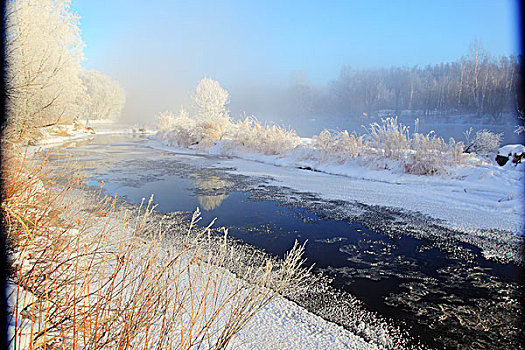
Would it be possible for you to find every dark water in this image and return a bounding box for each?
[50,135,523,349]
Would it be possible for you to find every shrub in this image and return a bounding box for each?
[465,129,503,156]
[367,117,466,174]
[228,117,300,155]
[405,133,465,175]
[156,109,200,147]
[367,117,411,160]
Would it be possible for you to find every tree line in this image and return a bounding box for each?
[287,43,521,122]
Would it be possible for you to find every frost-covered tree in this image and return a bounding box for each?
[4,0,85,141]
[191,78,232,143]
[79,70,125,121]
[193,78,230,120]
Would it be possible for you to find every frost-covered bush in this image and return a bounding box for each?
[156,111,176,138]
[313,129,365,163]
[156,109,199,147]
[367,117,466,174]
[405,133,465,175]
[465,129,503,156]
[228,117,300,155]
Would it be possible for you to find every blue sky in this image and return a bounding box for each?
[69,0,520,120]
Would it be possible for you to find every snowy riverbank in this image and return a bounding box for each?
[20,122,396,349]
[146,135,524,257]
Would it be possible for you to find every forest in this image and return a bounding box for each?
[283,44,522,123]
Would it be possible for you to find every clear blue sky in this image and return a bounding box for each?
[69,0,521,120]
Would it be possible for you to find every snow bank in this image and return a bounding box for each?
[32,120,155,147]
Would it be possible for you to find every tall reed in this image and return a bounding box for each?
[3,149,309,349]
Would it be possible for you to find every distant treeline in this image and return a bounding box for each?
[286,45,522,122]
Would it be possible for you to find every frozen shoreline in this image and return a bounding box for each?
[38,123,523,257]
[32,123,523,349]
[31,123,392,349]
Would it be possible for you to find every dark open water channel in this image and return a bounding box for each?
[49,135,524,349]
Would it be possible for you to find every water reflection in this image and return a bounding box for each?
[194,176,232,211]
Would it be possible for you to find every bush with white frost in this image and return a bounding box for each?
[228,117,300,155]
[404,133,465,175]
[464,129,502,156]
[157,109,200,147]
[364,117,466,174]
[367,117,411,160]
[313,129,365,163]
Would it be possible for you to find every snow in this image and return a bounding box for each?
[231,297,377,350]
[498,144,525,157]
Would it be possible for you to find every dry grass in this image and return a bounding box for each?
[366,117,467,175]
[313,129,366,163]
[228,117,300,156]
[3,149,310,349]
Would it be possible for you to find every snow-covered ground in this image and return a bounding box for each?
[231,296,378,350]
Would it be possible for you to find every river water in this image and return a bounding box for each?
[49,134,523,349]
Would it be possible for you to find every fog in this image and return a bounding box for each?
[114,66,523,145]
[72,1,521,144]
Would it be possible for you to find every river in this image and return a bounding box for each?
[48,134,523,349]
